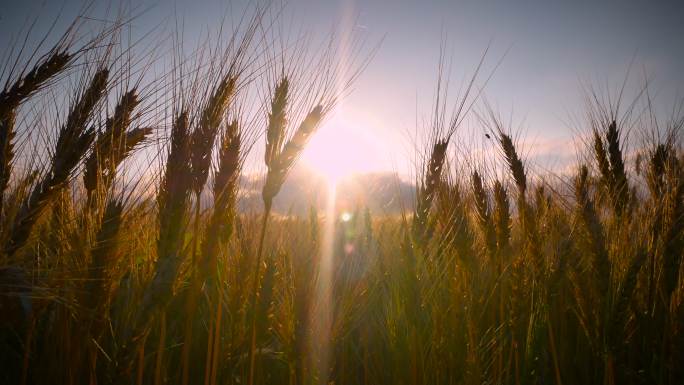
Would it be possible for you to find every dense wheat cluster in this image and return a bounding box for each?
[1,10,683,385]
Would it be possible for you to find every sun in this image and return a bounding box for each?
[300,113,387,186]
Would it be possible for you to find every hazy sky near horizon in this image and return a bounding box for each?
[2,0,684,177]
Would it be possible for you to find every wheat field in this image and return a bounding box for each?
[0,8,683,385]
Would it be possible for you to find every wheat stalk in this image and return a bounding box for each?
[492,179,510,379]
[249,88,325,384]
[646,143,669,200]
[413,138,448,244]
[200,119,241,276]
[593,129,612,186]
[498,133,526,197]
[493,180,511,257]
[191,76,236,194]
[605,120,629,214]
[5,68,107,257]
[264,77,288,169]
[262,105,323,206]
[660,153,684,300]
[608,250,645,351]
[574,165,610,297]
[472,171,496,260]
[83,90,145,203]
[593,121,630,216]
[0,52,72,212]
[436,178,474,267]
[116,111,192,380]
[84,198,124,328]
[181,75,236,385]
[497,131,544,279]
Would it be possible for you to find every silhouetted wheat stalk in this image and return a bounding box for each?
[83,89,149,206]
[0,51,72,218]
[574,165,610,296]
[472,171,495,260]
[181,74,236,385]
[264,78,288,169]
[248,75,325,384]
[199,121,242,384]
[5,68,107,257]
[646,143,669,200]
[660,153,684,301]
[191,76,236,194]
[116,111,192,380]
[261,105,323,207]
[492,179,510,382]
[605,121,629,215]
[493,180,511,259]
[593,121,630,216]
[200,119,241,278]
[497,131,543,279]
[413,138,448,245]
[84,198,124,338]
[436,176,474,267]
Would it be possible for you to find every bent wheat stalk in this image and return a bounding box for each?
[0,51,72,216]
[5,68,107,257]
[248,83,324,383]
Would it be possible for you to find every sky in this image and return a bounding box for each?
[2,0,684,180]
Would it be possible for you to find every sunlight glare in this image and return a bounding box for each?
[301,113,388,187]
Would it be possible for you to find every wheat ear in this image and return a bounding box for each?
[0,51,71,211]
[472,171,496,260]
[83,90,143,201]
[249,99,324,385]
[413,138,448,244]
[191,76,236,194]
[5,68,107,257]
